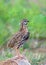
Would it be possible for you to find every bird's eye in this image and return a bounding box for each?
[24,22,27,25]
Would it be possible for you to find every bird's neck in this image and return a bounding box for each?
[20,24,28,33]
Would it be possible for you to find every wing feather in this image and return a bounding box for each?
[7,32,22,48]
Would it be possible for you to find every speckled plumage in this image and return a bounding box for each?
[7,19,30,49]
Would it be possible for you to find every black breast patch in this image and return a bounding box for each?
[23,32,30,40]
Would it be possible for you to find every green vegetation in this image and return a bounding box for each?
[0,0,46,46]
[0,0,46,65]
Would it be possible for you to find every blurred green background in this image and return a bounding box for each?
[0,0,46,65]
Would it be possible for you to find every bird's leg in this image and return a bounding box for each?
[13,46,19,56]
[13,46,22,58]
[16,48,20,56]
[14,47,21,57]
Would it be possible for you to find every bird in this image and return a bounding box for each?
[7,19,30,57]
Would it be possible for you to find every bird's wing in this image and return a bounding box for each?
[7,32,22,48]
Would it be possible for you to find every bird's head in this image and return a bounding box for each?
[20,19,29,31]
[22,19,29,25]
